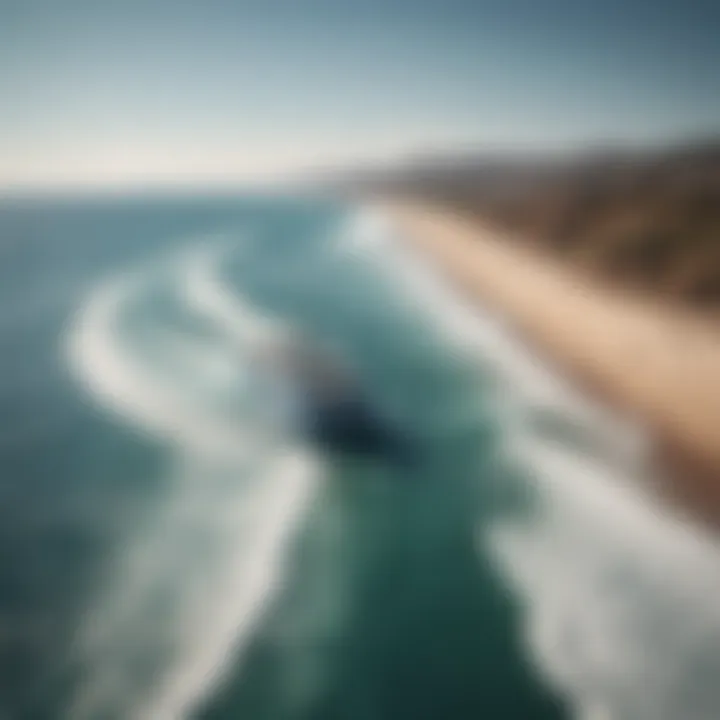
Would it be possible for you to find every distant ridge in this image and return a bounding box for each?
[333,138,720,308]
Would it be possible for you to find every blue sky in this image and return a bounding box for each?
[1,0,719,187]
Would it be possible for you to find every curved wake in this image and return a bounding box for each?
[65,239,322,720]
[61,205,720,720]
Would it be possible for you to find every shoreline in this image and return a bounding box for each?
[381,200,720,527]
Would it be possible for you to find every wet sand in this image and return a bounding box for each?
[383,201,720,524]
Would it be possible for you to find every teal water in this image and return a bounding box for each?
[2,195,720,720]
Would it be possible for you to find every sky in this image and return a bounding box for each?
[1,0,719,188]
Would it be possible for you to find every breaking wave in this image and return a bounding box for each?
[62,204,720,720]
[65,238,322,720]
[361,207,720,720]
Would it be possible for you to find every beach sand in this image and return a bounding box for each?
[384,201,720,525]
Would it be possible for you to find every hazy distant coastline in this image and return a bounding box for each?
[333,138,720,310]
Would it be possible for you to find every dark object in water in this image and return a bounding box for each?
[305,394,414,465]
[250,333,414,464]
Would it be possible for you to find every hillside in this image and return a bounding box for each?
[339,140,720,308]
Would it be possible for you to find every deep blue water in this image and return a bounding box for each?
[1,194,719,720]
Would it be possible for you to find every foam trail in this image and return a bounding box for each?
[66,244,321,720]
[68,269,258,457]
[370,207,720,720]
[182,244,289,349]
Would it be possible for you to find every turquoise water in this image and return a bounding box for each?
[2,195,720,720]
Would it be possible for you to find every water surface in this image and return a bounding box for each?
[1,194,718,720]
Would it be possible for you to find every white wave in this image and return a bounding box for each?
[489,432,720,720]
[65,242,322,720]
[68,268,256,458]
[182,243,289,350]
[373,206,720,720]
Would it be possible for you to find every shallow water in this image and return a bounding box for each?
[0,194,719,720]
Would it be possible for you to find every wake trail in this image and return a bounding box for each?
[65,240,322,720]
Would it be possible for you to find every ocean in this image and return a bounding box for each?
[1,194,720,720]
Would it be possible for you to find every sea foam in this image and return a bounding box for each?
[65,239,321,720]
[367,206,720,720]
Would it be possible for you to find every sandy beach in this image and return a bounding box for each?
[384,201,720,523]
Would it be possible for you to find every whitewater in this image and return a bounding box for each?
[372,209,720,720]
[57,201,720,720]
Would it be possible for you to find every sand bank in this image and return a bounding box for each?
[384,201,720,523]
